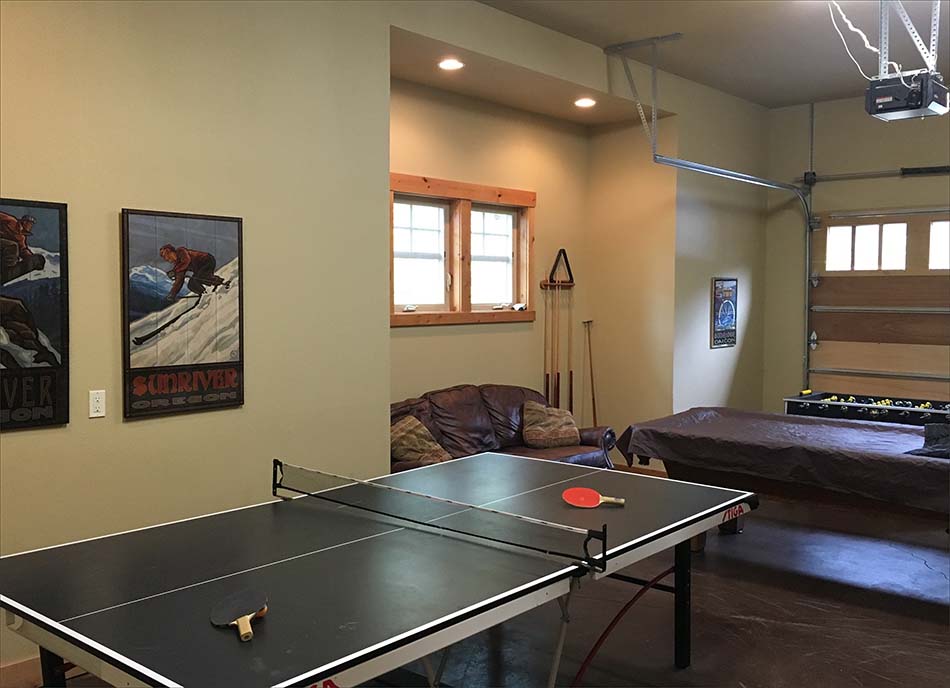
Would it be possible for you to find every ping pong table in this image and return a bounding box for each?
[0,452,757,687]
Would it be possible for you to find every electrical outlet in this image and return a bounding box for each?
[89,390,106,418]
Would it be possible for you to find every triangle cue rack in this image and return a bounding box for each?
[541,249,575,410]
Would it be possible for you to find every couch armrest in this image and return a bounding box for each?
[578,425,616,451]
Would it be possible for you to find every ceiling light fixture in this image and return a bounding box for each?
[438,58,465,71]
[574,97,597,108]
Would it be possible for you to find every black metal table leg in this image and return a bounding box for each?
[39,648,67,687]
[674,540,691,669]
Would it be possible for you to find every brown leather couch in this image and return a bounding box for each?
[390,383,616,472]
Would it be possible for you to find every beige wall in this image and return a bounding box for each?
[763,97,950,411]
[671,98,769,413]
[389,80,590,403]
[601,57,771,416]
[585,122,679,432]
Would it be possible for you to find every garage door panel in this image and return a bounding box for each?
[810,342,950,376]
[810,275,950,308]
[808,373,950,401]
[810,312,950,345]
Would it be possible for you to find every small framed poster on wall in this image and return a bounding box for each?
[0,198,69,430]
[121,209,244,419]
[710,277,737,349]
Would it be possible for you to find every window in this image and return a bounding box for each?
[818,210,949,274]
[392,199,448,309]
[823,222,907,271]
[390,174,535,326]
[471,207,515,306]
[825,226,852,271]
[929,220,950,270]
[852,224,879,270]
[880,223,907,270]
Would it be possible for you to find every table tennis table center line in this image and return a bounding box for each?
[55,466,604,625]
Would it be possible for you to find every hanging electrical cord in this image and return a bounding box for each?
[570,565,675,687]
[829,0,910,86]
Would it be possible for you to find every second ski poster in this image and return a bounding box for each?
[121,209,244,419]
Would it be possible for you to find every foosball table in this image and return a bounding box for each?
[784,390,950,427]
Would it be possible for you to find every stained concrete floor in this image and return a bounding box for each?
[70,496,949,688]
[397,497,950,688]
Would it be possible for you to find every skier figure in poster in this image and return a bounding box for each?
[159,244,230,302]
[0,211,45,284]
[0,210,58,367]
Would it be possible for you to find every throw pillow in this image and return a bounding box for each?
[522,400,580,448]
[391,415,451,465]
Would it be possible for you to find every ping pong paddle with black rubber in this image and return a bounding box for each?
[210,589,268,642]
[562,486,625,508]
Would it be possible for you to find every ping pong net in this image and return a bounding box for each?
[272,459,608,572]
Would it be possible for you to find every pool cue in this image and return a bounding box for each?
[543,287,550,403]
[568,290,574,414]
[554,281,561,407]
[583,320,598,425]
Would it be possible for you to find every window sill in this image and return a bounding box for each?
[390,310,536,327]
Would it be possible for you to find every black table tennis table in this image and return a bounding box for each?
[0,452,757,687]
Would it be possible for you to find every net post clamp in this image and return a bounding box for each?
[581,525,608,573]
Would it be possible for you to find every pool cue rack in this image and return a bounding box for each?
[542,249,575,411]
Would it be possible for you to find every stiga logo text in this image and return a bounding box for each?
[721,504,745,522]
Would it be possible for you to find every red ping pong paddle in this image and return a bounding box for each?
[210,589,268,642]
[562,487,625,508]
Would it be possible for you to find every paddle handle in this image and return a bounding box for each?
[600,496,625,506]
[236,615,254,642]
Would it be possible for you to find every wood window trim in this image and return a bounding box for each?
[391,173,535,328]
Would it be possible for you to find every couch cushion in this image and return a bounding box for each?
[425,384,500,458]
[523,400,580,448]
[390,396,442,445]
[479,384,547,447]
[390,415,451,465]
[502,445,609,468]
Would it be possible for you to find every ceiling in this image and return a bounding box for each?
[480,0,950,107]
[391,28,663,126]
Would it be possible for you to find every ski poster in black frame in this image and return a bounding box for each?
[121,209,244,419]
[0,198,69,430]
[710,277,738,349]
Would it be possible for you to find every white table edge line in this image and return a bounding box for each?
[600,492,758,557]
[0,595,181,687]
[268,565,577,688]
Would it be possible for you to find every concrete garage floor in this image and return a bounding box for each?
[395,497,950,688]
[69,497,949,688]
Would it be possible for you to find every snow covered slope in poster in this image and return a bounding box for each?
[129,258,240,368]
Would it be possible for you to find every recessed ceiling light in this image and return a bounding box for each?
[574,97,597,108]
[438,58,465,71]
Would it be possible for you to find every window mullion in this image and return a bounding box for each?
[450,199,472,313]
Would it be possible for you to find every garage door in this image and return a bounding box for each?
[808,209,950,401]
